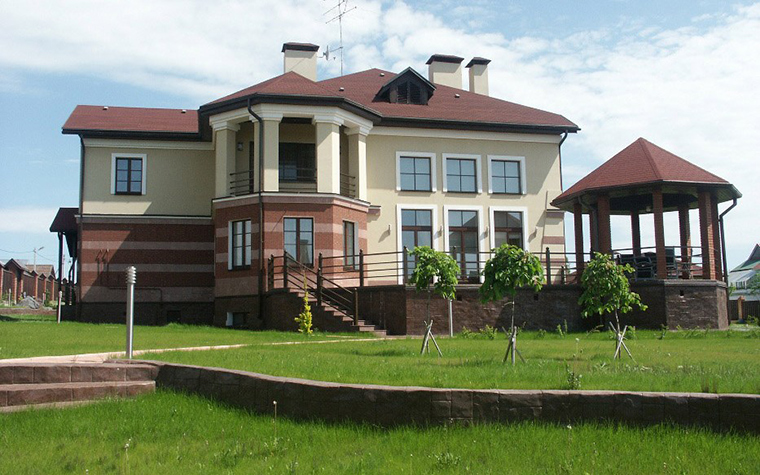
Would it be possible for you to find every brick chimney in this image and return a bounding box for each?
[466,57,491,96]
[426,54,464,89]
[282,42,319,81]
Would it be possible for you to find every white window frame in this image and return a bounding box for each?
[488,206,529,251]
[396,204,439,284]
[343,220,360,270]
[396,151,437,192]
[443,205,485,283]
[487,155,526,195]
[442,153,482,193]
[227,219,251,270]
[111,153,147,195]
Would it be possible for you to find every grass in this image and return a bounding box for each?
[149,329,760,394]
[1,390,757,474]
[0,313,56,323]
[0,318,365,360]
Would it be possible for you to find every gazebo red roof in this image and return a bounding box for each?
[553,138,740,208]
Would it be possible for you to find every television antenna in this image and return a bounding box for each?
[323,0,356,76]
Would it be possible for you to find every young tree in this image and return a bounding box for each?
[479,244,544,364]
[579,252,647,359]
[408,246,459,356]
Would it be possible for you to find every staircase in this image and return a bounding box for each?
[290,289,386,336]
[0,363,157,413]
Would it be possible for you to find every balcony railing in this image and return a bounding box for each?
[229,170,254,196]
[279,166,317,192]
[340,173,356,198]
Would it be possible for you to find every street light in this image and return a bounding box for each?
[33,246,45,273]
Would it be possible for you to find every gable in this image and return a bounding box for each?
[375,68,436,105]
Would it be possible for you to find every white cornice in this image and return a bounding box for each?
[206,103,374,133]
[83,138,213,150]
[370,126,562,144]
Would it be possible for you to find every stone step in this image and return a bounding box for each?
[0,381,155,410]
[0,363,158,385]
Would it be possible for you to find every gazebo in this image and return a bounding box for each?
[552,138,741,328]
[552,138,740,280]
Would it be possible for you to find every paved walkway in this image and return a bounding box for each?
[0,336,397,364]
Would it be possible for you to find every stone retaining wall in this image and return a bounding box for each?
[130,360,759,433]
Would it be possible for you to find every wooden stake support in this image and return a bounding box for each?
[609,322,634,360]
[420,319,443,357]
[502,325,525,365]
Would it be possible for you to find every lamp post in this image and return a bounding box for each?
[126,266,136,359]
[33,246,44,273]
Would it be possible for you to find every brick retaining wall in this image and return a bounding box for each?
[129,360,759,433]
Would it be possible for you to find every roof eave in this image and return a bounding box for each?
[62,128,204,141]
[378,116,580,135]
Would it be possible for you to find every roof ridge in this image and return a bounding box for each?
[638,138,664,181]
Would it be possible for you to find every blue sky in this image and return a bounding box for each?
[1,0,758,273]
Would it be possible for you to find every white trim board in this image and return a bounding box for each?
[487,206,529,252]
[395,151,437,192]
[110,153,147,195]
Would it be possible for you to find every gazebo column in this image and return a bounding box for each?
[710,194,723,281]
[589,210,598,253]
[631,210,642,255]
[652,188,667,279]
[596,194,612,254]
[698,190,716,280]
[573,202,585,276]
[678,203,691,278]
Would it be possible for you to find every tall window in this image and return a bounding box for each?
[401,209,433,278]
[493,211,524,249]
[399,156,432,191]
[230,220,251,269]
[284,217,314,266]
[446,157,477,193]
[343,221,357,270]
[490,158,522,194]
[448,210,479,282]
[279,143,316,182]
[114,156,144,195]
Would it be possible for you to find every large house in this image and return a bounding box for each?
[59,43,578,331]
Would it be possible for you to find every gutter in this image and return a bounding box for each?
[247,98,266,321]
[718,197,738,284]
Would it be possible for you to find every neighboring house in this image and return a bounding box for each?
[0,259,56,303]
[729,244,760,302]
[59,43,578,328]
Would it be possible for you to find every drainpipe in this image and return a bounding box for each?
[247,98,266,321]
[718,197,737,284]
[557,131,568,191]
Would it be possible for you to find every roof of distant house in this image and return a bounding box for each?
[731,244,760,272]
[63,68,579,137]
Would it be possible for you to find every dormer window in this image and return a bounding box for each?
[376,67,435,105]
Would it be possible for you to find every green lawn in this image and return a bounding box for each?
[1,390,757,474]
[0,318,363,360]
[148,330,760,394]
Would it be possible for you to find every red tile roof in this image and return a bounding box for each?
[64,68,578,135]
[553,138,734,205]
[319,69,577,129]
[63,105,198,134]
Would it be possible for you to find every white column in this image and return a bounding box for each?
[260,114,282,192]
[213,123,239,198]
[314,116,343,195]
[346,126,369,201]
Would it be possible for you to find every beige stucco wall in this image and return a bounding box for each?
[364,130,565,256]
[82,141,214,216]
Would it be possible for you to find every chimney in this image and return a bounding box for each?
[466,57,491,96]
[282,42,319,81]
[426,54,464,89]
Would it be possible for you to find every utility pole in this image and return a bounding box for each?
[33,246,44,273]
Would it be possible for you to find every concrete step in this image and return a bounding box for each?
[0,380,155,411]
[0,363,158,385]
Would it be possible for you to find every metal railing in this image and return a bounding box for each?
[340,173,356,198]
[229,170,254,196]
[610,245,714,280]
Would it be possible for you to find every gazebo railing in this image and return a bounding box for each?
[610,245,714,280]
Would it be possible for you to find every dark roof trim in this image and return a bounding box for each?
[552,181,742,208]
[62,128,204,141]
[378,116,580,135]
[466,57,491,68]
[282,42,319,52]
[426,54,464,65]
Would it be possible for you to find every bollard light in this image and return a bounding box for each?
[126,266,136,359]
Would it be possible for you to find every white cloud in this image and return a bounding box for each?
[0,207,59,234]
